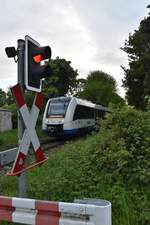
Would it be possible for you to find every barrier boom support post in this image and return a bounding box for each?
[17,39,26,198]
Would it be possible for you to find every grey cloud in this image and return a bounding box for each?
[0,0,148,97]
[93,51,126,66]
[71,0,148,63]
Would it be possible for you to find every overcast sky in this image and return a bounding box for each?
[0,0,149,97]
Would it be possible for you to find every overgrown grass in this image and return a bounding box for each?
[0,135,148,225]
[0,129,17,151]
[0,106,149,225]
[0,127,47,151]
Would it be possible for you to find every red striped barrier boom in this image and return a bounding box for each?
[0,196,111,225]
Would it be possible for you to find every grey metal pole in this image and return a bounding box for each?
[17,39,27,198]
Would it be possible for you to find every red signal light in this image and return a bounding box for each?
[33,55,42,63]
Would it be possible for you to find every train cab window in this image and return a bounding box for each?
[47,98,71,117]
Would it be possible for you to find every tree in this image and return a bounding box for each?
[68,78,86,96]
[43,57,78,98]
[77,70,124,106]
[0,88,6,107]
[6,88,14,105]
[121,13,150,110]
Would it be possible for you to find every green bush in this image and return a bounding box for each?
[0,129,17,151]
[1,106,149,225]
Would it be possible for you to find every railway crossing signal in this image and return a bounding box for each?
[5,36,52,196]
[7,84,48,176]
[25,35,52,92]
[5,35,52,92]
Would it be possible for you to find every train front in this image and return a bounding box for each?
[42,97,71,136]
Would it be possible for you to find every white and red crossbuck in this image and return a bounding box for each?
[7,84,48,176]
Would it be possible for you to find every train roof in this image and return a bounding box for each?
[73,97,111,112]
[48,96,71,102]
[48,96,111,112]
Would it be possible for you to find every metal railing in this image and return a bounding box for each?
[0,148,18,167]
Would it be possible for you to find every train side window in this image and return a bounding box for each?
[73,105,83,120]
[97,110,105,118]
[73,105,94,120]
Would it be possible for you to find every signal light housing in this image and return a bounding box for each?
[5,47,17,58]
[25,35,52,92]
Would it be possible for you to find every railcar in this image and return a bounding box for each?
[42,97,111,136]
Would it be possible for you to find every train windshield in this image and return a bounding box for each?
[47,97,71,117]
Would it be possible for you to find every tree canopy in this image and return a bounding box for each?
[77,70,124,106]
[0,88,6,107]
[121,13,150,110]
[43,57,78,98]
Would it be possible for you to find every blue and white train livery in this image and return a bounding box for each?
[42,97,111,136]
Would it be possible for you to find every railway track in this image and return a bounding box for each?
[0,135,81,172]
[41,138,65,151]
[41,135,80,150]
